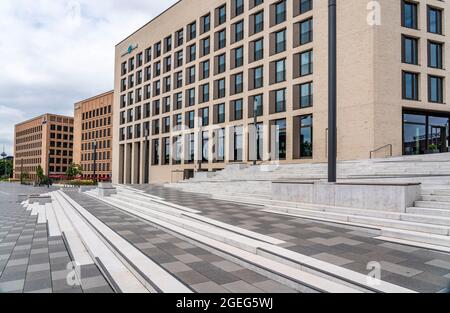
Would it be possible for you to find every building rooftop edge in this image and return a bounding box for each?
[115,0,183,47]
[74,90,114,107]
[15,113,74,128]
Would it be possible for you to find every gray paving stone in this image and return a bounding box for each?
[212,260,244,273]
[311,253,354,266]
[222,280,264,293]
[0,279,24,293]
[175,270,210,285]
[175,254,203,264]
[380,261,423,278]
[23,278,52,292]
[28,263,51,273]
[253,280,297,293]
[191,281,230,293]
[425,259,450,270]
[81,276,109,290]
[161,261,192,274]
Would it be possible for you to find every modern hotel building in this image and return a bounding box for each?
[113,0,449,184]
[14,114,74,180]
[74,91,114,181]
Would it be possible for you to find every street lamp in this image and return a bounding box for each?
[93,140,98,184]
[253,98,259,166]
[144,128,149,184]
[1,146,6,177]
[328,0,337,183]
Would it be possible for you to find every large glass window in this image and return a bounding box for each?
[300,50,313,76]
[234,126,243,161]
[300,82,313,108]
[273,119,286,160]
[275,1,286,25]
[202,131,209,162]
[254,38,264,61]
[300,18,313,45]
[300,115,313,157]
[275,30,286,53]
[403,112,450,155]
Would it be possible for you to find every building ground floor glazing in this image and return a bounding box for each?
[117,113,313,184]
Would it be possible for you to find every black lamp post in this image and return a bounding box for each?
[93,140,98,184]
[144,129,149,184]
[328,0,337,183]
[253,98,260,166]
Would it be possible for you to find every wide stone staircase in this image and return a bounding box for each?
[166,154,450,251]
[82,185,417,293]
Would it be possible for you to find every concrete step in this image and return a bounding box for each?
[52,191,151,293]
[415,201,450,210]
[56,191,191,293]
[421,195,450,202]
[87,192,413,293]
[268,206,450,236]
[381,228,450,249]
[407,207,450,218]
[421,189,450,196]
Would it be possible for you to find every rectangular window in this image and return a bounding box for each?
[234,20,244,42]
[234,73,243,94]
[162,137,170,165]
[275,59,286,83]
[201,60,210,79]
[275,29,286,53]
[273,119,286,160]
[253,38,264,61]
[202,14,211,33]
[201,107,209,126]
[218,5,227,25]
[254,11,264,34]
[202,131,209,162]
[218,29,226,49]
[428,41,443,69]
[300,0,313,14]
[275,1,286,25]
[234,126,243,162]
[254,66,263,89]
[300,50,313,76]
[234,0,244,16]
[275,89,286,113]
[429,75,444,103]
[188,22,197,41]
[218,54,226,73]
[300,18,313,45]
[300,115,313,158]
[217,103,225,123]
[402,35,418,65]
[402,71,419,101]
[233,99,243,121]
[234,46,244,68]
[299,82,313,108]
[402,1,418,29]
[215,128,226,163]
[428,6,442,35]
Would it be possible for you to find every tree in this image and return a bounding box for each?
[0,159,13,179]
[36,165,44,185]
[66,163,82,180]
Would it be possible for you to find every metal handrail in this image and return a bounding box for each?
[370,144,393,159]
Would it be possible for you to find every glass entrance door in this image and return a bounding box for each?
[430,126,447,152]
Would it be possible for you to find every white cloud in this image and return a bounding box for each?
[0,0,178,155]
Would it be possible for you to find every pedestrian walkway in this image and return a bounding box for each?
[64,190,298,293]
[0,183,112,293]
[131,185,450,293]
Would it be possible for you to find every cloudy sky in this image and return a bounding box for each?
[0,0,177,155]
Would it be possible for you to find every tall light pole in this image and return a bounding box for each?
[253,98,259,166]
[93,140,98,184]
[144,128,149,184]
[1,146,6,177]
[328,0,337,183]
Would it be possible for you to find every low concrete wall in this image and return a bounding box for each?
[272,181,421,213]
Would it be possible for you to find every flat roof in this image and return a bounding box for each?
[116,0,183,47]
[74,90,114,106]
[15,113,74,128]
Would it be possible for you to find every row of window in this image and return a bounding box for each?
[402,72,445,103]
[121,0,313,76]
[402,37,445,69]
[81,140,111,152]
[81,151,111,162]
[81,105,112,120]
[81,128,112,142]
[402,0,444,35]
[81,163,111,173]
[82,116,112,131]
[120,18,313,95]
[119,83,313,136]
[120,49,313,115]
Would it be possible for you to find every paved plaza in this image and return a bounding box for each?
[1,182,450,293]
[0,183,111,293]
[131,185,450,293]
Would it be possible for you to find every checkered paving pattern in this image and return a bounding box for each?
[0,183,112,293]
[132,185,450,293]
[64,190,298,293]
